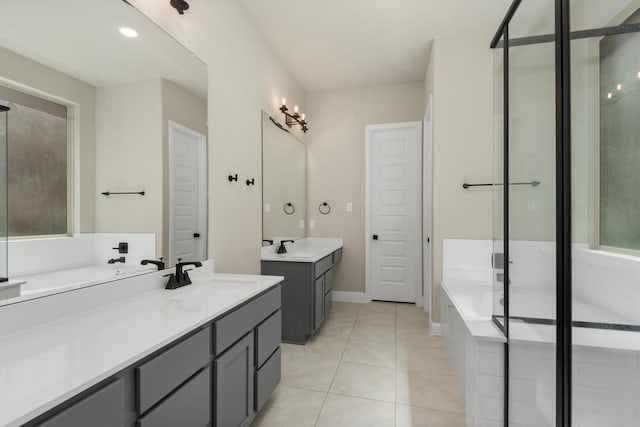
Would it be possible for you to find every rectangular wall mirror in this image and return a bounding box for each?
[0,0,208,305]
[262,111,306,242]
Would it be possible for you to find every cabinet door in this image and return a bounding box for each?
[324,269,333,294]
[38,379,125,427]
[137,367,210,427]
[261,262,312,344]
[324,290,332,316]
[214,332,254,427]
[314,276,325,330]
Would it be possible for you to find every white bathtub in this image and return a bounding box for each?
[496,286,638,326]
[18,265,156,296]
[442,281,640,427]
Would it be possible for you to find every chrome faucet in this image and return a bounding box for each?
[108,256,125,264]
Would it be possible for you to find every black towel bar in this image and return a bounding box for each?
[462,180,540,189]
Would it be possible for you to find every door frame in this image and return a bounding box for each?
[365,121,423,303]
[168,120,207,266]
[423,96,433,319]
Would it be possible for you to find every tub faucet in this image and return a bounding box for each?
[108,256,126,264]
[141,258,165,270]
[165,261,203,290]
[277,240,295,254]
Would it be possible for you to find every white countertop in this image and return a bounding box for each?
[0,272,283,427]
[261,237,343,263]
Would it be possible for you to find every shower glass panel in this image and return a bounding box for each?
[506,0,558,424]
[492,39,505,328]
[570,1,640,425]
[0,106,7,281]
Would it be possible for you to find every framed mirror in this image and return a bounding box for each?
[0,0,208,305]
[262,111,306,242]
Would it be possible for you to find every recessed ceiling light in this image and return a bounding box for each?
[118,27,138,38]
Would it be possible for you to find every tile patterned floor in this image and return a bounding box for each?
[252,301,466,427]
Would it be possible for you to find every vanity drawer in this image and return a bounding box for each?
[38,379,125,427]
[333,248,342,264]
[255,309,282,368]
[255,347,281,412]
[314,254,333,278]
[137,367,210,427]
[136,327,210,414]
[214,285,281,355]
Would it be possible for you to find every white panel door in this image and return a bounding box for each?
[367,122,421,303]
[170,122,206,266]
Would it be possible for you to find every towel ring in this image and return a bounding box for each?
[319,202,331,215]
[283,203,295,215]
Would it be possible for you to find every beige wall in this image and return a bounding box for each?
[0,46,96,233]
[94,80,163,256]
[429,34,494,322]
[161,79,208,263]
[95,79,207,260]
[306,82,424,293]
[131,0,306,274]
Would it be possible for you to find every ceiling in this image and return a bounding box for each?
[238,0,512,92]
[0,0,207,99]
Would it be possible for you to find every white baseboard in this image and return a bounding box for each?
[332,291,370,303]
[430,322,442,337]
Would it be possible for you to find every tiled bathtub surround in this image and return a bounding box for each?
[442,238,640,426]
[252,301,465,427]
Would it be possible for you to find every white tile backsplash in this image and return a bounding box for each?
[8,233,156,277]
[92,233,156,266]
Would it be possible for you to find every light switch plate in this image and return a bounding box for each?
[309,220,316,229]
[346,202,353,212]
[299,219,305,229]
[264,203,271,213]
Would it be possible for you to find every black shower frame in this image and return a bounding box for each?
[491,0,570,425]
[491,1,640,425]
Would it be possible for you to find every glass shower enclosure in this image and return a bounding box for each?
[0,105,7,282]
[492,0,640,425]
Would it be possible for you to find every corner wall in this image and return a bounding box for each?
[429,34,494,322]
[306,82,425,294]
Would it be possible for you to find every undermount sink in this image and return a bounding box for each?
[279,252,315,258]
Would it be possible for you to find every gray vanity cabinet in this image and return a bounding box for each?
[29,284,282,427]
[37,379,126,427]
[214,332,255,427]
[314,275,325,329]
[137,367,210,427]
[261,248,342,344]
[212,286,281,427]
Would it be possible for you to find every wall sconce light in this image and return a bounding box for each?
[279,98,308,133]
[170,0,189,14]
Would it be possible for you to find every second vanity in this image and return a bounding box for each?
[0,261,283,427]
[261,238,343,344]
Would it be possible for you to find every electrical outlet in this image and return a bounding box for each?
[264,203,271,213]
[299,219,305,229]
[309,219,316,229]
[346,202,353,212]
